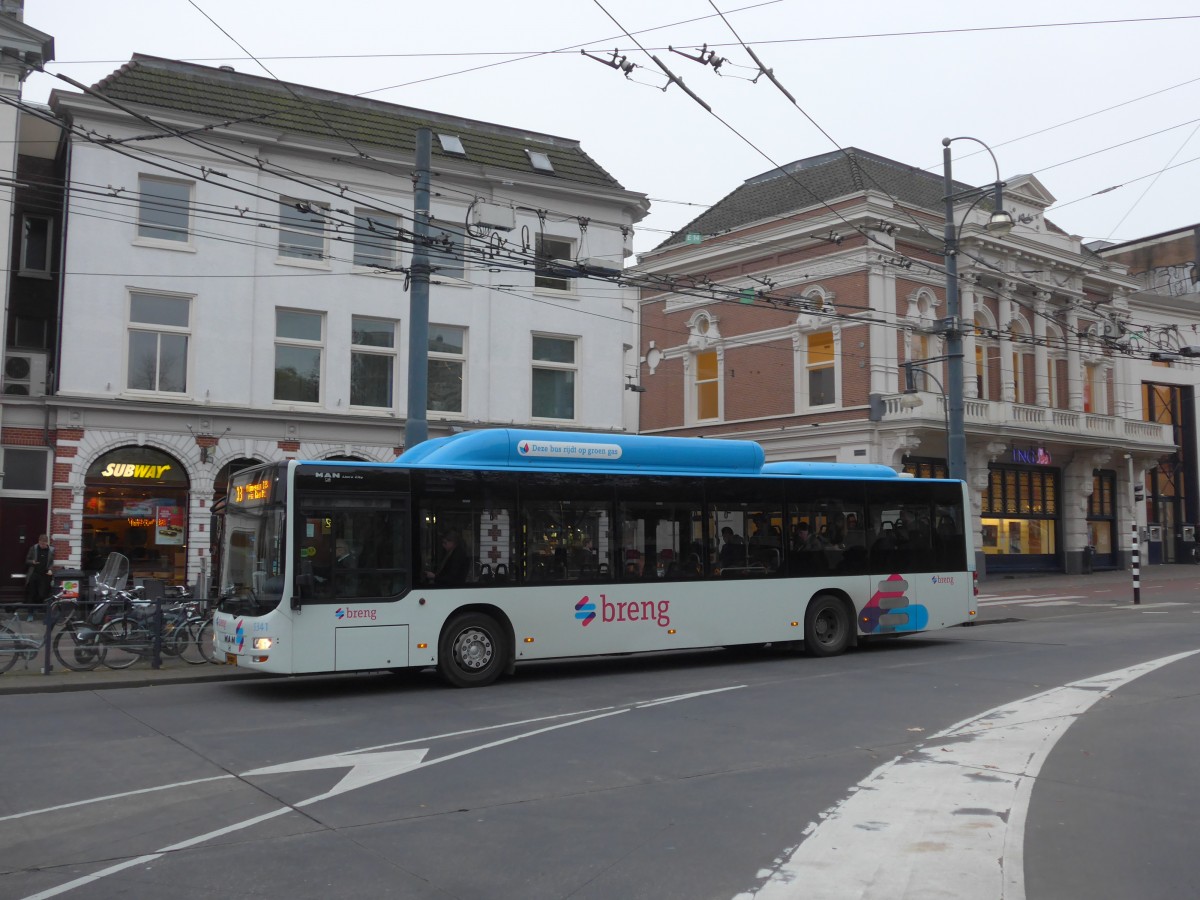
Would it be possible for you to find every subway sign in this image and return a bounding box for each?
[100,463,173,479]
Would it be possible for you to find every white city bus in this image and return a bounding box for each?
[213,429,976,686]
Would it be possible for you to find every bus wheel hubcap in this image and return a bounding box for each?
[456,628,493,670]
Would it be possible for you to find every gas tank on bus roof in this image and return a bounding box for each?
[397,428,766,476]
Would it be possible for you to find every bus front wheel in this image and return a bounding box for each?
[438,612,506,688]
[804,594,850,657]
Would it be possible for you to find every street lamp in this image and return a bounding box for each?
[941,136,1013,483]
[900,361,951,445]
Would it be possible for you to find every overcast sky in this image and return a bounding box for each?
[19,1,1200,257]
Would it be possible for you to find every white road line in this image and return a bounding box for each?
[977,595,1087,606]
[736,649,1200,900]
[0,776,234,822]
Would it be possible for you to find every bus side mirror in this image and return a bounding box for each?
[294,570,313,608]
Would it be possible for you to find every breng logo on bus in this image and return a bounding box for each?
[931,575,955,585]
[575,594,670,628]
[334,608,377,621]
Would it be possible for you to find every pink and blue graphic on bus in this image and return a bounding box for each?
[575,596,596,626]
[859,573,929,633]
[235,618,245,651]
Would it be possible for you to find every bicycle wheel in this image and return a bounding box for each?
[177,619,207,665]
[197,619,222,664]
[52,628,102,672]
[159,617,185,658]
[99,617,151,670]
[0,624,20,674]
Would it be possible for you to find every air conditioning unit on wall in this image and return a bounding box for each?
[4,351,48,396]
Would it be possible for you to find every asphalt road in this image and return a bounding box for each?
[2,567,1198,899]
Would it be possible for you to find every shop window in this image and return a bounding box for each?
[84,447,189,580]
[982,466,1059,559]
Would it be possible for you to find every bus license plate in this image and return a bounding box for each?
[225,653,237,666]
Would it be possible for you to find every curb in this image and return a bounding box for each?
[0,666,264,695]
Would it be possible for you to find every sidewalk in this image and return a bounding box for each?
[0,654,261,694]
[1,565,1194,695]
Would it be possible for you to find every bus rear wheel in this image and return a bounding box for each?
[438,612,506,688]
[804,594,851,657]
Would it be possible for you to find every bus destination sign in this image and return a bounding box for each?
[233,477,273,505]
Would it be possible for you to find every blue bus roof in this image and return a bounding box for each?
[389,429,902,480]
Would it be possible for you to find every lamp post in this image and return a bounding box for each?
[941,136,1014,483]
[900,362,951,454]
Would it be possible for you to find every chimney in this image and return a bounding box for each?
[1,0,23,21]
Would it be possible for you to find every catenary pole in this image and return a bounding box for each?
[404,128,432,449]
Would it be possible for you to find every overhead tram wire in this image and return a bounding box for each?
[589,1,952,283]
[1105,118,1200,239]
[44,13,1200,72]
[21,58,1184,359]
[690,14,1173,348]
[33,87,1165,359]
[185,0,375,163]
[702,0,949,250]
[577,28,1171,358]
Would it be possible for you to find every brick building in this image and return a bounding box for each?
[634,148,1182,576]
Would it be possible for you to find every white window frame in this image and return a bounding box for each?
[278,198,329,265]
[136,175,193,247]
[428,221,467,281]
[534,234,575,293]
[352,209,400,270]
[349,316,397,409]
[126,290,192,396]
[274,308,325,405]
[428,324,466,416]
[803,328,837,409]
[19,214,52,276]
[531,333,578,422]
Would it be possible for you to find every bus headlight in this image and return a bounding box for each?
[253,637,273,650]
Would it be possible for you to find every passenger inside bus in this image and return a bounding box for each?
[426,529,470,585]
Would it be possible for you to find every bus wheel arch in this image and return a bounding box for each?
[437,605,513,688]
[803,591,855,657]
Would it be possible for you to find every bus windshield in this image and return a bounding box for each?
[219,466,288,615]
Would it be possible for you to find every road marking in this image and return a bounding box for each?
[21,685,744,900]
[244,749,429,802]
[736,650,1200,900]
[977,594,1087,606]
[0,775,234,822]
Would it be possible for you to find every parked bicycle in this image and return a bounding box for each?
[99,591,217,669]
